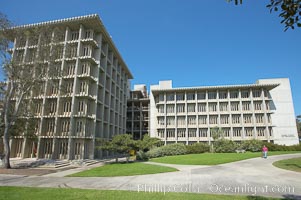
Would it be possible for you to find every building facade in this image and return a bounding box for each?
[6,14,133,160]
[126,85,150,140]
[149,79,299,146]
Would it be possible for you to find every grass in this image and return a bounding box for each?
[150,151,301,165]
[273,157,301,173]
[67,162,177,177]
[0,186,282,200]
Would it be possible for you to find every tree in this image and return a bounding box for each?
[209,127,224,152]
[227,0,301,31]
[136,134,162,152]
[0,12,64,168]
[97,134,137,163]
[297,115,301,137]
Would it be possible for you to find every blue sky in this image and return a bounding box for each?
[2,0,301,115]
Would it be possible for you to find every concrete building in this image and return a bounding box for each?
[6,14,133,159]
[126,85,150,140]
[149,78,299,146]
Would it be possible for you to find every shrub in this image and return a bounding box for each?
[264,142,301,151]
[136,150,149,161]
[214,139,238,153]
[146,143,187,158]
[186,143,210,154]
[241,140,263,152]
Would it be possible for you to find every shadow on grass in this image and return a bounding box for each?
[282,194,301,200]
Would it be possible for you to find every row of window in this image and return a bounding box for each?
[158,90,269,102]
[158,127,272,138]
[158,102,270,114]
[157,114,271,126]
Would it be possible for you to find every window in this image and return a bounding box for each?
[253,90,261,98]
[266,102,270,110]
[47,120,55,134]
[187,104,195,112]
[166,129,175,138]
[198,103,206,112]
[243,115,252,124]
[177,104,185,113]
[245,128,254,137]
[231,102,239,111]
[177,117,186,126]
[176,93,185,101]
[257,128,265,137]
[209,115,218,124]
[233,128,242,137]
[157,117,165,126]
[66,82,74,94]
[219,102,228,112]
[255,114,264,124]
[208,103,217,112]
[81,62,90,75]
[223,128,230,137]
[84,30,93,39]
[230,91,238,99]
[177,129,186,137]
[220,115,229,124]
[35,102,42,115]
[166,105,175,114]
[197,92,206,100]
[241,90,249,98]
[78,101,85,114]
[82,45,92,56]
[199,129,207,137]
[69,46,77,58]
[66,63,75,76]
[232,115,241,124]
[63,101,72,114]
[188,116,196,125]
[219,91,227,99]
[166,117,175,126]
[198,116,207,124]
[166,94,174,102]
[49,101,57,114]
[254,102,262,110]
[157,129,164,138]
[80,81,87,94]
[158,105,164,113]
[187,93,195,101]
[159,94,164,102]
[76,121,83,134]
[188,129,197,137]
[242,102,250,111]
[71,31,79,40]
[61,120,70,135]
[208,92,216,99]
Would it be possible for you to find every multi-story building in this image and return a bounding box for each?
[6,14,133,160]
[126,85,150,140]
[149,78,299,146]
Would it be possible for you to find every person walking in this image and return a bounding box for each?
[262,145,268,159]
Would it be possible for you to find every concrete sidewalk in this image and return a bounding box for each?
[0,153,300,199]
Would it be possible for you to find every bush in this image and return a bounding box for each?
[136,150,149,161]
[146,143,187,158]
[264,142,301,151]
[186,143,210,154]
[241,140,263,152]
[214,139,238,153]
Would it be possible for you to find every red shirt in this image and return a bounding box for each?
[262,147,268,152]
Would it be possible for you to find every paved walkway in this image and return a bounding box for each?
[0,153,301,199]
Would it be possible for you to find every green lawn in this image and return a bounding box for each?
[150,151,301,165]
[0,186,282,200]
[273,157,301,173]
[67,162,177,177]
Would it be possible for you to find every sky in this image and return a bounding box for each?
[2,0,301,115]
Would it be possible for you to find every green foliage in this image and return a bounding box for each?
[264,142,301,151]
[136,150,149,161]
[228,0,301,31]
[146,143,187,158]
[137,134,162,152]
[97,134,137,156]
[241,139,264,152]
[210,127,224,140]
[186,143,210,154]
[213,139,238,153]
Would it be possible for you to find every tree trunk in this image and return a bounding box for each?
[3,126,11,169]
